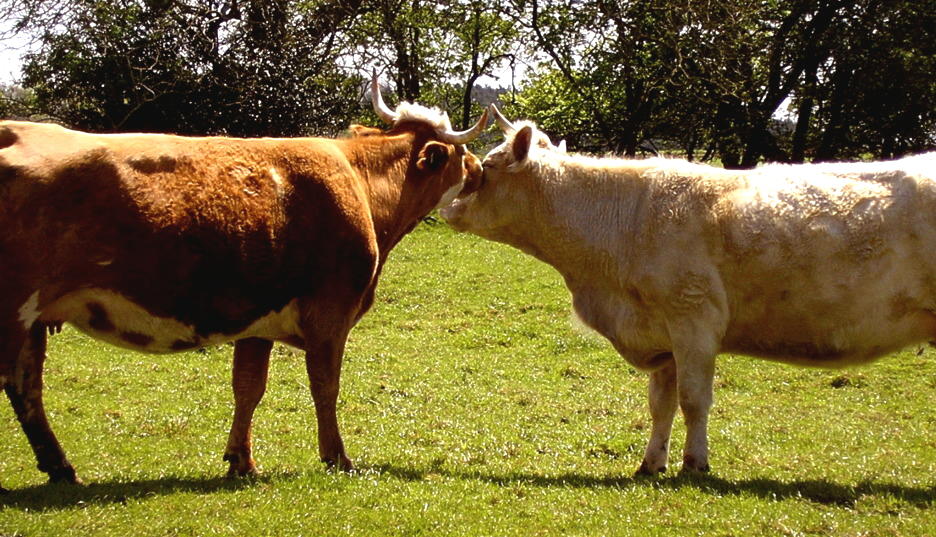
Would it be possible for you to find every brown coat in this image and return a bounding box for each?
[0,112,482,487]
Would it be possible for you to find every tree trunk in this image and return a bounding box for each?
[815,64,852,161]
[790,95,814,163]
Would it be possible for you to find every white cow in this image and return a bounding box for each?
[442,104,936,474]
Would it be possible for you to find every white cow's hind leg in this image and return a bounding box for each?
[638,357,677,474]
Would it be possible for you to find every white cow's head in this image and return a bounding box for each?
[440,105,564,240]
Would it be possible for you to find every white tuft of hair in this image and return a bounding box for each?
[393,101,454,132]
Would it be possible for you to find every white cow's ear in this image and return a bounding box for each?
[512,125,533,163]
[556,140,567,153]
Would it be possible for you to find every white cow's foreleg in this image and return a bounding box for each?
[673,345,716,473]
[638,357,677,474]
[666,306,722,473]
[664,270,726,473]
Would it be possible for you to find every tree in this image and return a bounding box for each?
[0,82,34,119]
[806,0,936,161]
[451,2,515,130]
[351,0,516,130]
[8,0,366,136]
[506,0,936,165]
[510,0,672,156]
[3,0,933,160]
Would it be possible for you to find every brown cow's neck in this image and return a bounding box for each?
[342,132,430,260]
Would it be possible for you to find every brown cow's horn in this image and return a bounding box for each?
[489,104,516,134]
[371,72,398,124]
[438,107,490,145]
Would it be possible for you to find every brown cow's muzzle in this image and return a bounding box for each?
[440,152,484,225]
[459,151,484,196]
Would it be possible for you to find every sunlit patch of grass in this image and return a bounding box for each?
[1,221,934,536]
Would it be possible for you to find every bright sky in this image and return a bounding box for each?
[0,20,30,84]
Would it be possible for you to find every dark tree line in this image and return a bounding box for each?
[2,0,365,135]
[510,0,936,166]
[1,0,933,165]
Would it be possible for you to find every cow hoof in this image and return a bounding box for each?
[47,466,83,485]
[635,460,666,476]
[225,464,259,479]
[225,462,259,478]
[322,455,355,472]
[223,453,258,478]
[680,455,711,474]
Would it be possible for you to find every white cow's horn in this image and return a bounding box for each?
[438,107,490,145]
[371,72,398,125]
[489,104,516,134]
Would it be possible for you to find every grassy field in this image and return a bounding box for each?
[1,221,934,536]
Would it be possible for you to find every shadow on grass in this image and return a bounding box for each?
[3,465,932,512]
[372,463,936,508]
[0,472,292,512]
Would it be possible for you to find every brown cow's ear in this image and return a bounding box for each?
[512,125,533,162]
[348,124,383,137]
[417,141,449,171]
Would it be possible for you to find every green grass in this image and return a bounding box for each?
[1,221,934,536]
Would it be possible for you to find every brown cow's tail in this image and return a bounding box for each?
[0,123,18,186]
[0,123,16,150]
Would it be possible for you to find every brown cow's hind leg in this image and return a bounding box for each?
[0,320,26,493]
[5,323,81,485]
[223,338,273,477]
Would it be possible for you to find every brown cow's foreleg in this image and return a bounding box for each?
[5,323,81,484]
[298,245,375,473]
[223,338,273,477]
[637,357,678,475]
[305,333,353,471]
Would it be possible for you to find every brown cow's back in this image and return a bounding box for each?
[0,121,375,351]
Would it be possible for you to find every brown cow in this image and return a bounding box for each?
[0,77,486,489]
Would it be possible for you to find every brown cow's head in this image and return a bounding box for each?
[441,104,562,241]
[368,75,486,215]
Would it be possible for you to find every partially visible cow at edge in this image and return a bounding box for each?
[0,76,487,490]
[442,104,936,475]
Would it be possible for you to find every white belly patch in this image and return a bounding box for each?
[39,288,301,352]
[18,291,41,330]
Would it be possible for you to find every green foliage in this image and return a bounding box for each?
[806,0,936,160]
[1,0,933,159]
[507,0,936,165]
[510,70,590,147]
[1,224,935,535]
[15,0,364,135]
[0,82,34,118]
